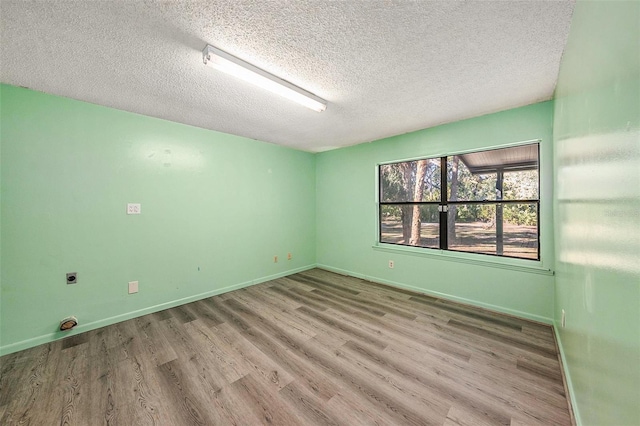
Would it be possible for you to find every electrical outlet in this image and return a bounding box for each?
[128,281,139,294]
[561,309,566,328]
[287,252,292,260]
[388,260,394,269]
[274,255,278,263]
[66,272,78,284]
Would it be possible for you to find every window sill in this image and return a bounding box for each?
[372,243,554,276]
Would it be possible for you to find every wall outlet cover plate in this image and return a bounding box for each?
[127,203,141,215]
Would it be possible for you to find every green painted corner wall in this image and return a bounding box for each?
[0,84,316,354]
[316,101,556,322]
[553,1,640,425]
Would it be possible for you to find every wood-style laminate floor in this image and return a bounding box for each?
[0,269,572,425]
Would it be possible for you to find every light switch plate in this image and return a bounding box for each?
[128,281,139,294]
[127,203,141,215]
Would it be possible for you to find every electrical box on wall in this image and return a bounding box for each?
[59,316,78,331]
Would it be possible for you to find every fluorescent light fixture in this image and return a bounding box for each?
[202,44,327,112]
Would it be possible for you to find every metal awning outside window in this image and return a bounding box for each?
[458,143,538,174]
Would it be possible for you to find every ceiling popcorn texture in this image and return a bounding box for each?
[0,1,575,152]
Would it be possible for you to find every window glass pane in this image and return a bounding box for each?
[502,203,538,259]
[380,204,439,248]
[447,156,497,201]
[448,203,538,260]
[503,170,539,200]
[380,158,441,202]
[448,144,538,202]
[447,204,497,255]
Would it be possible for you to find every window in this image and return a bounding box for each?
[379,143,540,260]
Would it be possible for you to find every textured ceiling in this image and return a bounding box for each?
[0,1,575,152]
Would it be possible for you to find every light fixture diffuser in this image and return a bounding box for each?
[202,45,327,112]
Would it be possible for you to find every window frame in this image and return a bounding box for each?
[377,141,541,261]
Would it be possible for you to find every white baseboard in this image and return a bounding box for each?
[552,321,582,426]
[316,263,553,325]
[0,264,316,356]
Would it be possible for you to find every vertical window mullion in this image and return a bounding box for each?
[537,201,541,261]
[439,156,448,249]
[378,166,382,244]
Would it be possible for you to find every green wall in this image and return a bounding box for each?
[4,4,639,421]
[316,101,556,322]
[0,84,316,355]
[553,1,640,425]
